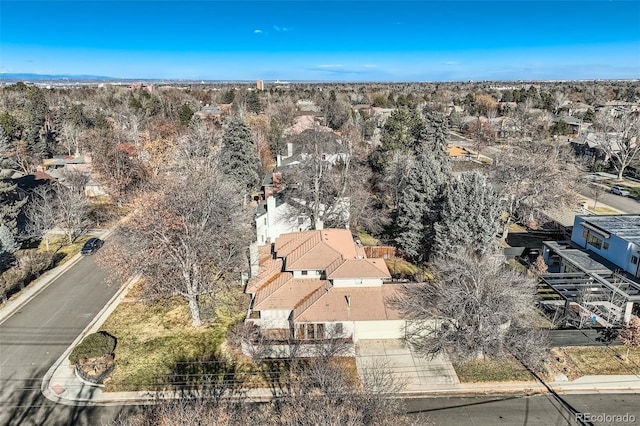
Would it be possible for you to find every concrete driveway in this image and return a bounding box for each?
[355,339,459,393]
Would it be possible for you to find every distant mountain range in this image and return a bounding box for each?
[0,73,118,81]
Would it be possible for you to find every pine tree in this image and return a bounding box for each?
[394,148,449,263]
[246,91,262,114]
[219,119,260,197]
[433,172,502,258]
[0,133,26,235]
[0,223,18,271]
[394,111,451,264]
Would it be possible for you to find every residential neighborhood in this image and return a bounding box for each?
[1,1,640,424]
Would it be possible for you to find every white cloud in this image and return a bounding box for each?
[254,29,263,33]
[363,64,377,68]
[317,64,343,68]
[444,61,460,65]
[273,26,289,32]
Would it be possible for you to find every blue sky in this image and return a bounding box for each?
[1,1,639,81]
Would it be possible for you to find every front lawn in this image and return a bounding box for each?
[454,357,534,383]
[548,346,640,380]
[41,235,92,267]
[100,289,248,392]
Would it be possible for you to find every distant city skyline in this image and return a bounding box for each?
[1,1,639,82]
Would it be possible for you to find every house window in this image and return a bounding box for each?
[297,324,306,339]
[301,270,308,276]
[321,154,327,161]
[586,234,603,250]
[603,241,609,250]
[316,324,325,340]
[582,229,588,239]
[632,256,638,265]
[298,216,304,225]
[306,324,315,339]
[334,323,343,335]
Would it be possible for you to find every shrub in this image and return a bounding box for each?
[69,331,117,365]
[19,250,54,278]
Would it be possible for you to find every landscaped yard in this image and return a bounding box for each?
[454,357,534,383]
[99,285,249,392]
[40,234,92,267]
[548,346,640,380]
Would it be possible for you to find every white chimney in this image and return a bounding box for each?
[287,142,293,157]
[267,196,276,213]
[315,219,324,230]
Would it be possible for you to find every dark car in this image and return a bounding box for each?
[81,238,104,255]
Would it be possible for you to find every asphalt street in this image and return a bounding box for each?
[406,394,640,426]
[0,254,133,426]
[578,185,640,214]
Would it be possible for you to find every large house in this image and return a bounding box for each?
[244,229,407,351]
[541,215,640,325]
[254,129,351,247]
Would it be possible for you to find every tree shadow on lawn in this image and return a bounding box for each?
[160,352,249,401]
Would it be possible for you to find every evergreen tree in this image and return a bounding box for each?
[24,86,53,158]
[394,111,451,263]
[0,133,26,235]
[433,172,502,258]
[0,223,18,270]
[394,148,449,264]
[246,91,262,114]
[177,104,194,126]
[219,119,260,197]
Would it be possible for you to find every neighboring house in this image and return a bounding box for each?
[38,154,108,198]
[194,105,222,121]
[541,215,640,325]
[570,132,624,164]
[296,99,321,113]
[244,229,407,352]
[552,115,591,137]
[447,145,472,161]
[254,129,351,246]
[255,195,311,246]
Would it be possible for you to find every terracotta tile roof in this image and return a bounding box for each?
[246,257,282,294]
[254,278,325,310]
[448,146,469,157]
[294,285,404,322]
[286,242,342,270]
[326,258,390,279]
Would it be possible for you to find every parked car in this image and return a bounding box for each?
[610,186,631,197]
[81,238,104,255]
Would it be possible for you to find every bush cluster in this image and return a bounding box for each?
[69,331,117,365]
[0,250,54,302]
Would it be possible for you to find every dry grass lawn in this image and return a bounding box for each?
[454,356,534,383]
[588,205,620,215]
[100,291,247,392]
[40,235,92,266]
[547,346,640,380]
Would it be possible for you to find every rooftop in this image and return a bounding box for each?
[579,215,640,246]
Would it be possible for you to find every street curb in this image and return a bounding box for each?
[41,274,140,406]
[0,252,84,326]
[0,228,115,326]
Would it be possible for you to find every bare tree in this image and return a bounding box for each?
[584,181,607,210]
[280,128,351,228]
[390,250,548,367]
[620,316,640,362]
[594,112,640,181]
[59,122,82,156]
[55,183,90,244]
[100,168,251,327]
[24,186,57,251]
[491,142,582,239]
